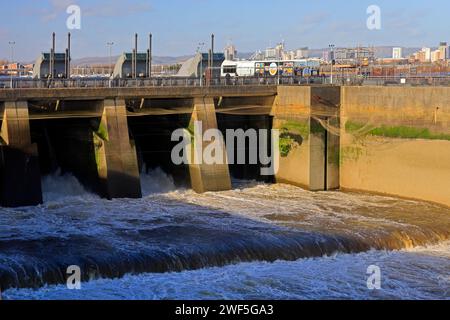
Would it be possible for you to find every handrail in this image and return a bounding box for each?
[1,75,450,89]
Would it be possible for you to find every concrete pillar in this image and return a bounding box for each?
[309,117,326,191]
[0,101,42,207]
[310,87,341,191]
[272,86,340,191]
[308,117,340,191]
[94,99,142,199]
[326,117,340,190]
[189,97,232,193]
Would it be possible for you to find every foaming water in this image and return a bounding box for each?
[41,171,94,202]
[4,242,449,300]
[0,172,449,298]
[42,167,178,201]
[140,168,177,196]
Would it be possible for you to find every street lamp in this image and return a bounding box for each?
[197,42,205,86]
[9,41,15,88]
[329,44,335,85]
[107,42,114,76]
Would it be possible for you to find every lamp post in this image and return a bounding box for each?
[197,42,205,86]
[9,41,15,88]
[329,44,335,85]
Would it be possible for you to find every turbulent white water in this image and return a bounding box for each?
[1,170,449,300]
[4,242,449,300]
[140,167,178,195]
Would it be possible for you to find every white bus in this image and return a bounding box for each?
[221,59,321,78]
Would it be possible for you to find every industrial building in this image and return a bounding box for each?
[33,53,69,79]
[176,52,225,78]
[331,47,375,66]
[112,34,153,79]
[32,33,71,79]
[112,53,151,79]
[392,47,403,59]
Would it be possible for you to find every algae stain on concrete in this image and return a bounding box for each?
[346,121,450,141]
[341,145,366,164]
[341,120,368,164]
[281,121,310,139]
[277,120,308,157]
[95,122,109,142]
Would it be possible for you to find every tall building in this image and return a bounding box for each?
[276,43,284,59]
[392,47,403,59]
[415,51,426,63]
[282,50,295,60]
[224,44,237,61]
[412,48,432,63]
[422,47,431,62]
[439,42,449,60]
[431,50,442,63]
[264,47,277,59]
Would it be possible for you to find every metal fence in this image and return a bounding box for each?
[326,75,450,86]
[0,76,326,89]
[1,75,450,89]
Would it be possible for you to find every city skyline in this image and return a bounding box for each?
[1,0,449,61]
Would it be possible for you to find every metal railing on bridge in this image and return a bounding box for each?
[331,75,450,87]
[1,75,450,89]
[0,77,299,89]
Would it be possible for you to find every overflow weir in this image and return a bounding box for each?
[0,85,449,207]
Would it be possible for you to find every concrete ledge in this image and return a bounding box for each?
[0,86,278,101]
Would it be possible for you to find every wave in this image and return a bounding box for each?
[0,175,449,293]
[3,241,449,300]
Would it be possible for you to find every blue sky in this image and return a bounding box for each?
[0,0,449,61]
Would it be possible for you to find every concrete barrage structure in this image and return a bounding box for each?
[177,53,225,78]
[112,53,150,79]
[33,53,68,79]
[0,85,449,208]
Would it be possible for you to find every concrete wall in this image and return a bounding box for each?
[271,86,340,191]
[0,85,448,208]
[271,87,311,189]
[341,86,450,207]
